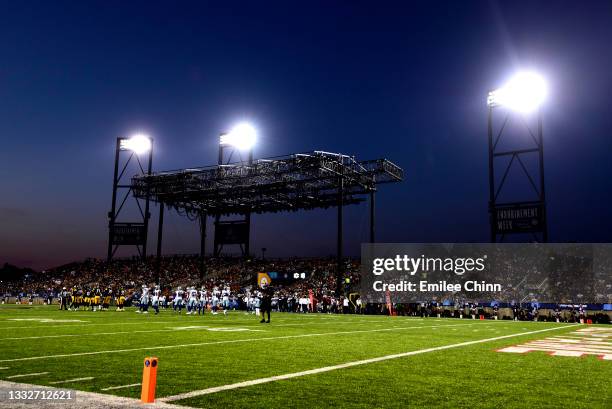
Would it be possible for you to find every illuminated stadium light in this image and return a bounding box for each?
[120,134,152,154]
[220,122,257,150]
[487,71,548,113]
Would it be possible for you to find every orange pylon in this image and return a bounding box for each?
[141,357,158,403]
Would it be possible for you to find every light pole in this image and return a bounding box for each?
[487,71,548,242]
[107,134,153,261]
[213,122,257,260]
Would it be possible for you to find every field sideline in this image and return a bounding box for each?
[0,305,610,408]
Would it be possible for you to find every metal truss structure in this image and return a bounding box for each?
[131,151,402,216]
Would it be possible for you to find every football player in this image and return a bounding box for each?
[187,287,199,315]
[221,286,231,316]
[116,290,126,311]
[93,288,101,312]
[173,286,184,314]
[137,285,150,314]
[102,288,112,311]
[84,288,92,310]
[198,287,207,315]
[211,287,219,315]
[152,285,161,315]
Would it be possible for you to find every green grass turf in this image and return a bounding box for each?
[0,304,610,408]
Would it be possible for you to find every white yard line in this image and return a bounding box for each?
[160,324,578,402]
[0,319,416,340]
[0,367,8,370]
[0,328,211,341]
[6,372,49,379]
[49,376,94,385]
[100,383,141,391]
[0,322,477,363]
[0,318,419,334]
[0,321,177,330]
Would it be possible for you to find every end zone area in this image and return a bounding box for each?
[0,305,610,408]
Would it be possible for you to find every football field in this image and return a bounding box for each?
[0,305,610,408]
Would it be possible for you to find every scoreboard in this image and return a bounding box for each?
[264,271,309,284]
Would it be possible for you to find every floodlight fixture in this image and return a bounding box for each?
[487,71,548,113]
[220,122,257,150]
[120,133,152,154]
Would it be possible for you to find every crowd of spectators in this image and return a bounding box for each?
[1,254,609,322]
[0,255,361,307]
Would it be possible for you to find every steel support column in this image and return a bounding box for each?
[107,138,121,261]
[337,174,344,295]
[200,212,207,278]
[142,147,153,258]
[487,108,496,243]
[369,189,375,243]
[537,111,548,242]
[155,203,164,282]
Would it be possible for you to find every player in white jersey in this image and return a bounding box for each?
[211,287,219,315]
[137,285,150,314]
[198,287,207,315]
[243,290,251,315]
[152,285,161,315]
[221,286,230,315]
[254,291,261,317]
[187,287,199,314]
[173,287,184,314]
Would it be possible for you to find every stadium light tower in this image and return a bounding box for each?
[487,71,548,243]
[211,122,257,262]
[107,133,153,261]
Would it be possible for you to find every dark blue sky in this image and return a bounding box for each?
[1,0,612,269]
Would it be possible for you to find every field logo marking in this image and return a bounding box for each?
[159,324,577,402]
[497,327,612,360]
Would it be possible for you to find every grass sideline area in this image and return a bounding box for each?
[0,305,610,408]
